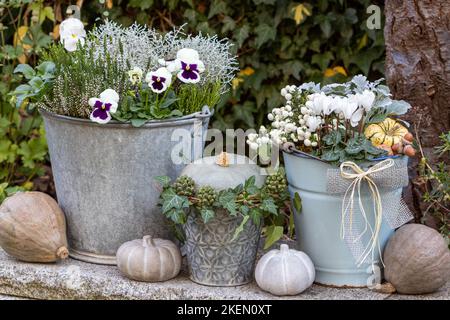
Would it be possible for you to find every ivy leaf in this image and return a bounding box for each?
[231,215,250,241]
[291,3,311,25]
[200,208,215,223]
[166,208,186,224]
[208,0,228,19]
[218,191,237,215]
[154,176,171,188]
[264,225,284,249]
[234,25,250,48]
[311,52,334,71]
[249,208,261,226]
[128,0,154,10]
[255,23,276,48]
[293,192,302,213]
[261,197,277,215]
[161,189,189,214]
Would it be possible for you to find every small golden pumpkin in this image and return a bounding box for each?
[365,118,409,147]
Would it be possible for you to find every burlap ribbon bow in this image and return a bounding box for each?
[327,158,413,267]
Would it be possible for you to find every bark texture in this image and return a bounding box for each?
[384,0,450,219]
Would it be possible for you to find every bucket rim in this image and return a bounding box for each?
[39,105,214,129]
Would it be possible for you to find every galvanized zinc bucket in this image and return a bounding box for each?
[41,107,212,265]
[283,151,405,287]
[183,209,261,286]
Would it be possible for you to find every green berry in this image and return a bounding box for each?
[197,185,217,208]
[172,176,195,197]
[264,171,287,194]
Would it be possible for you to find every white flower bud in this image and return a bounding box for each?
[299,119,305,125]
[304,139,311,147]
[281,88,287,97]
[267,113,274,121]
[311,141,318,147]
[285,105,292,112]
[285,93,292,101]
[304,131,311,139]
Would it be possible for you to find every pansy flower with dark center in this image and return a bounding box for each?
[145,67,172,94]
[88,88,120,124]
[159,48,205,84]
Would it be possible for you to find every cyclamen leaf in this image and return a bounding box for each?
[263,225,284,250]
[131,118,147,127]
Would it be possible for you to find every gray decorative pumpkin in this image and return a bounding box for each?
[116,235,181,282]
[255,244,315,296]
[180,152,265,189]
[384,224,450,294]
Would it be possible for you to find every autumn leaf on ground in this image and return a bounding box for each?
[292,3,312,25]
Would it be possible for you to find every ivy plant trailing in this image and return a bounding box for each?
[155,169,291,249]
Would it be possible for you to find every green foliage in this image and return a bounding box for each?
[0,0,52,199]
[155,169,291,249]
[417,133,450,246]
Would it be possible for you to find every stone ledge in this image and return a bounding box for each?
[0,249,448,300]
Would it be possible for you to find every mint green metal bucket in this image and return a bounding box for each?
[283,151,402,287]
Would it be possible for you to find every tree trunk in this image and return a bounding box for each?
[384,0,450,220]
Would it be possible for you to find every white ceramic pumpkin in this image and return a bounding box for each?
[255,244,315,296]
[116,235,181,282]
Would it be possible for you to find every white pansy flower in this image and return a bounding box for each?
[88,88,120,124]
[161,48,205,84]
[59,18,86,52]
[145,67,172,93]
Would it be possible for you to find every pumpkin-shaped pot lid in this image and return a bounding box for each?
[180,152,266,190]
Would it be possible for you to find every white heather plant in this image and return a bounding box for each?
[247,75,415,165]
[14,19,238,126]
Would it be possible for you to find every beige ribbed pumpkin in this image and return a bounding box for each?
[0,192,69,263]
[116,235,181,282]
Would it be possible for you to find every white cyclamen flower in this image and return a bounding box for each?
[306,116,322,133]
[59,18,86,52]
[354,89,376,112]
[145,67,172,93]
[89,89,120,124]
[341,96,363,127]
[128,67,143,85]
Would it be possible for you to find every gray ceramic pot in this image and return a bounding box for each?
[183,209,261,286]
[41,107,212,265]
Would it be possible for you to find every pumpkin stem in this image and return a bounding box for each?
[143,235,155,247]
[56,246,69,260]
[280,244,289,253]
[216,151,229,167]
